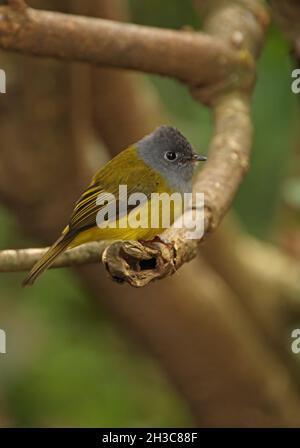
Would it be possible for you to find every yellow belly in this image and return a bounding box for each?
[68,195,183,248]
[69,226,158,248]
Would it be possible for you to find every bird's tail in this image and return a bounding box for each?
[22,234,72,287]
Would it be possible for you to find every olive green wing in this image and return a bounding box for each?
[67,162,160,236]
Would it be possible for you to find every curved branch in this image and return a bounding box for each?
[2,0,300,427]
[0,0,268,288]
[0,4,238,87]
[103,0,267,287]
[103,92,251,286]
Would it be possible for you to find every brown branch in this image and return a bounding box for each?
[89,0,168,154]
[102,92,252,286]
[0,4,238,87]
[0,0,267,287]
[0,242,108,272]
[102,0,268,286]
[88,0,300,372]
[2,0,300,427]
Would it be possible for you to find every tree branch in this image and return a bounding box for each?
[0,242,108,272]
[0,4,238,88]
[103,0,267,287]
[0,0,268,287]
[2,0,300,427]
[102,92,252,286]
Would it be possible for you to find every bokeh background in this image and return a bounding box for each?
[0,0,299,427]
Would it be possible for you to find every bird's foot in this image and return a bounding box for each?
[138,235,174,251]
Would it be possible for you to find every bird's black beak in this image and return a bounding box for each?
[192,153,207,162]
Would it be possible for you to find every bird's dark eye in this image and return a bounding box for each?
[164,151,178,162]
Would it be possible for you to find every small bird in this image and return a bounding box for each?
[23,126,206,286]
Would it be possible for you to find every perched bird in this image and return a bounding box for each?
[23,126,206,286]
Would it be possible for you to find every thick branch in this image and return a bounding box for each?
[0,4,238,87]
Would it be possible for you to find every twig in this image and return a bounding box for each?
[0,242,108,272]
[0,4,238,89]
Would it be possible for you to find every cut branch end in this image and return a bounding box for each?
[102,240,176,287]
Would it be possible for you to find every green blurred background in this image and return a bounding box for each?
[0,0,298,427]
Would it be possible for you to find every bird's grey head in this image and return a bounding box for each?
[136,126,206,193]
